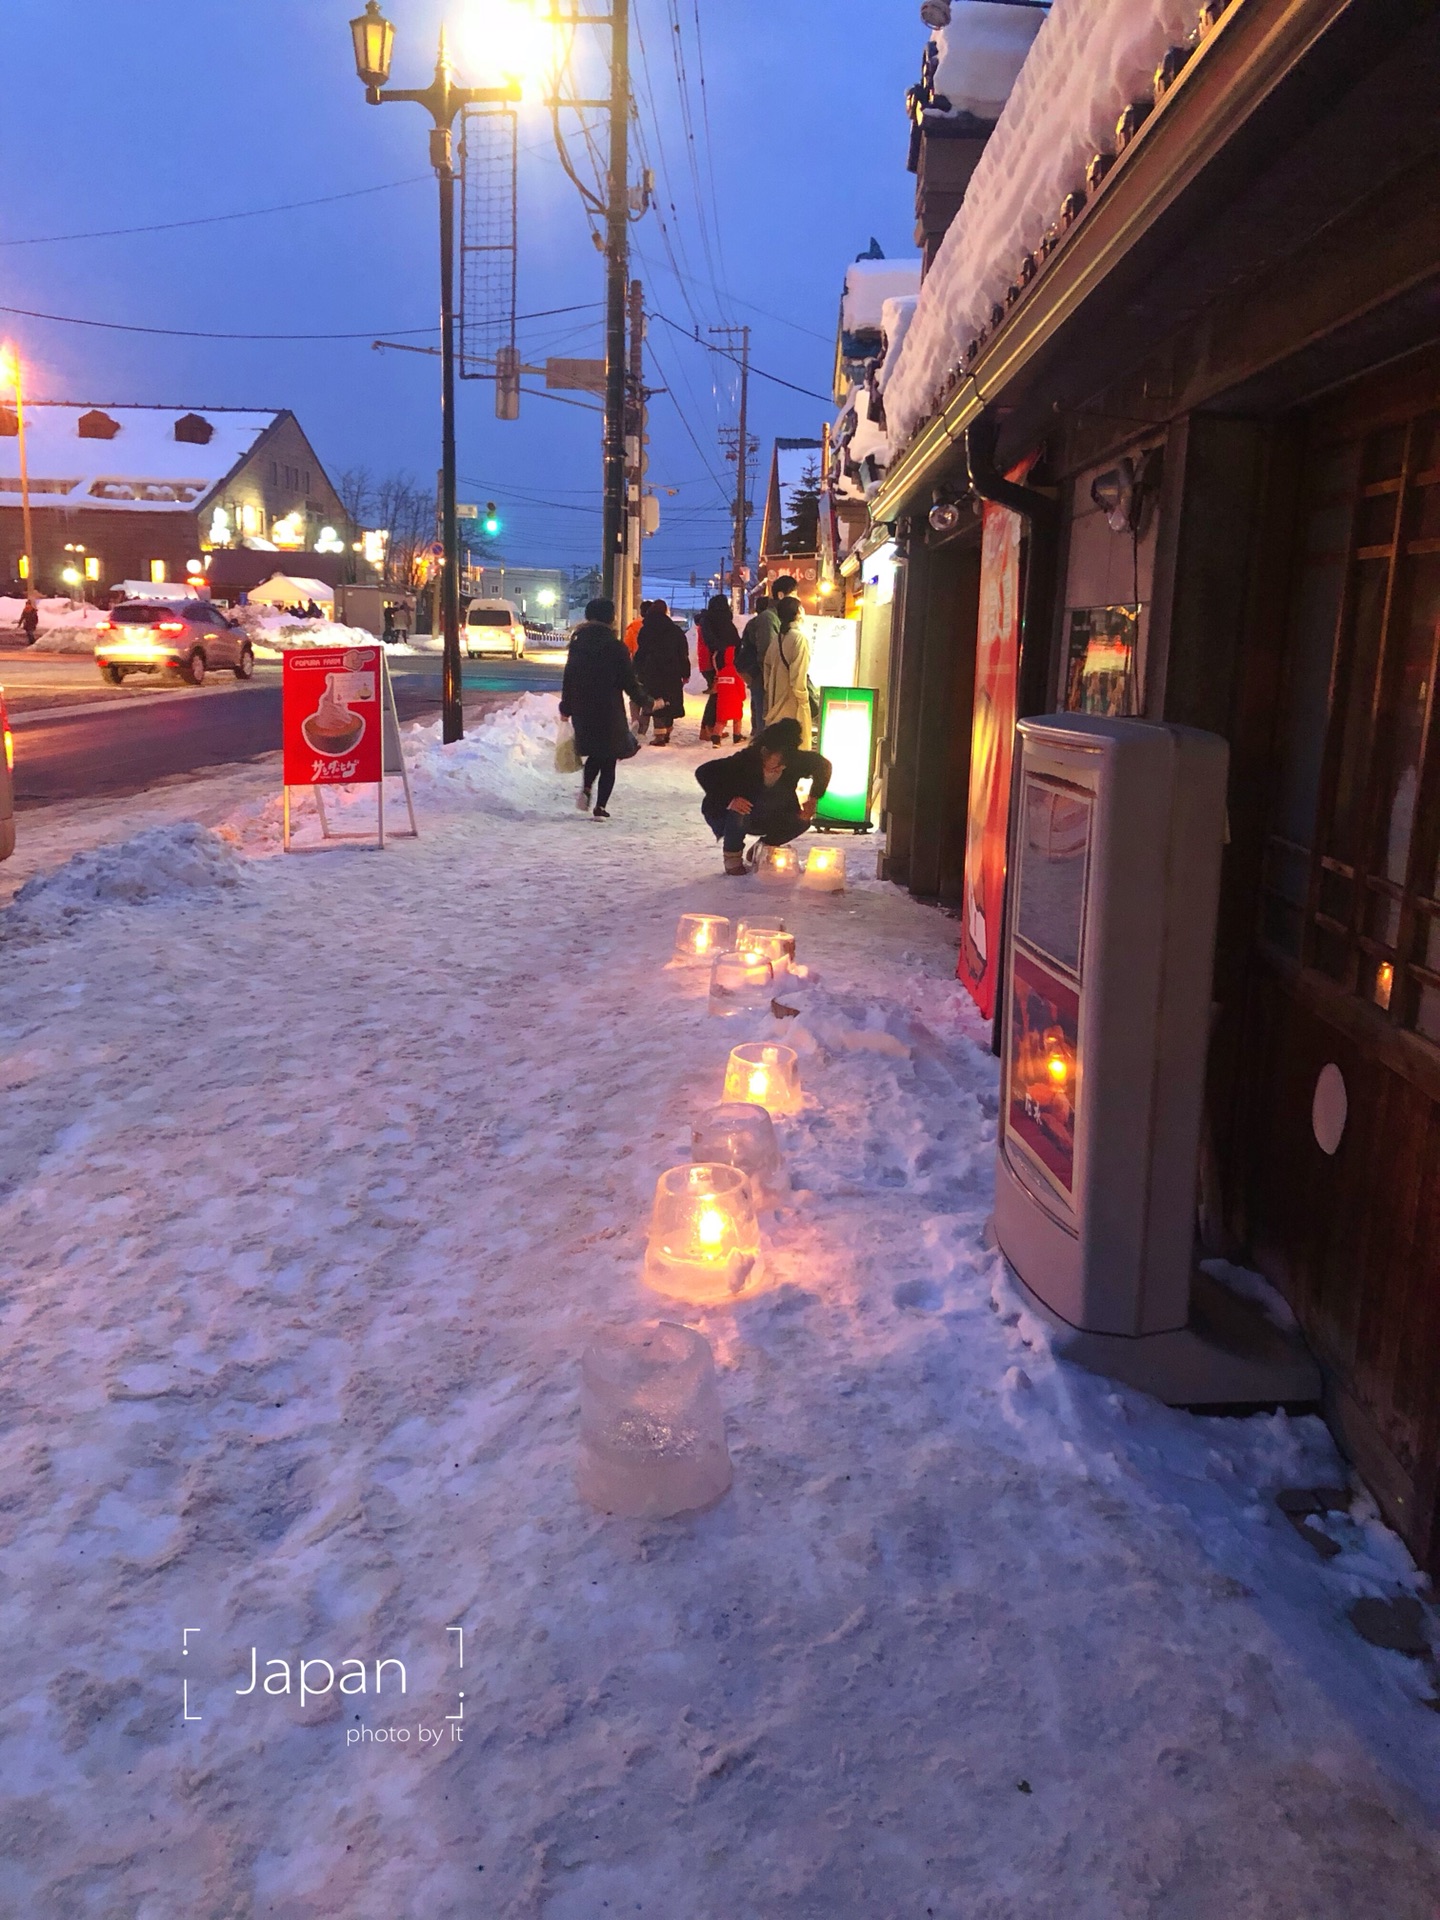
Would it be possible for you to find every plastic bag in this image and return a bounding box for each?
[554,723,582,775]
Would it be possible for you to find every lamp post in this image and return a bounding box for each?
[0,345,34,596]
[348,3,519,744]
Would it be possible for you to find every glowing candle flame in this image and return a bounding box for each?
[696,1205,726,1249]
[747,1069,769,1100]
[1376,961,1394,1009]
[1046,1052,1068,1086]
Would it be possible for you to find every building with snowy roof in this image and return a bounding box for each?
[864,0,1440,1584]
[757,438,825,601]
[0,403,351,600]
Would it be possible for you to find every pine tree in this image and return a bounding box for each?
[781,458,821,556]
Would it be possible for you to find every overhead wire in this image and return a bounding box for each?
[0,175,433,247]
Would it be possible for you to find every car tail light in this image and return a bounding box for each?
[157,620,186,634]
[96,620,113,633]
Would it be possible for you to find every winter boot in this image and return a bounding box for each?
[576,788,592,813]
[593,806,611,821]
[723,848,747,876]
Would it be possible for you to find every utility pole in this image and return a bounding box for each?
[626,277,645,628]
[711,324,751,614]
[601,0,630,610]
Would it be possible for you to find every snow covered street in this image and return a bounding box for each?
[1,699,1438,1918]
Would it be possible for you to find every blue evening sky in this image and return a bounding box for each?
[0,1,920,587]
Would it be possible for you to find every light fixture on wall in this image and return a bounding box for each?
[1090,448,1163,535]
[928,488,962,535]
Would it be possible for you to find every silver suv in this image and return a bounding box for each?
[95,600,255,686]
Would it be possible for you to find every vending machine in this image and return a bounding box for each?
[993,715,1318,1404]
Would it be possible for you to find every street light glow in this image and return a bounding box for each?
[454,0,558,97]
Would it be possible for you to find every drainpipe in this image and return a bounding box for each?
[963,411,1061,1055]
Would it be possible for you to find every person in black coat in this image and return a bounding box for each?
[633,598,690,744]
[694,717,833,875]
[560,597,647,818]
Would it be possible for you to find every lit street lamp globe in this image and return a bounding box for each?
[351,1,395,90]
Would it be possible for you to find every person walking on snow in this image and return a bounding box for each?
[712,631,746,746]
[695,717,832,876]
[633,598,690,745]
[740,592,777,736]
[763,596,812,749]
[623,600,648,733]
[19,596,39,645]
[560,596,647,819]
[697,594,743,744]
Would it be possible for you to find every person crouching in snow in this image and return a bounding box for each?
[633,598,690,744]
[560,596,648,818]
[695,718,832,876]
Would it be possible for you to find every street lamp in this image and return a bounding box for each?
[0,344,34,596]
[348,6,519,743]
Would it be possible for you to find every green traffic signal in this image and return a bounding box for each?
[483,500,501,536]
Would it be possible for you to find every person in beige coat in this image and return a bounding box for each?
[762,596,812,749]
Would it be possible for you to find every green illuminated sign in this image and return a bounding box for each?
[814,685,877,830]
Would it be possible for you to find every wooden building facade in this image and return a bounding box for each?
[870,0,1440,1570]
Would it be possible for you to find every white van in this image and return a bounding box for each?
[464,598,526,660]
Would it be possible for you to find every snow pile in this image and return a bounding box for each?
[886,0,1201,449]
[0,595,108,653]
[404,691,572,818]
[839,257,923,336]
[931,1,1048,121]
[877,292,919,393]
[2,821,242,937]
[237,608,385,660]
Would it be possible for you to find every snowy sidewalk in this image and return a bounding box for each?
[0,698,1437,1919]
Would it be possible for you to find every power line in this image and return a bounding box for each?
[0,301,439,343]
[651,311,831,402]
[0,176,433,247]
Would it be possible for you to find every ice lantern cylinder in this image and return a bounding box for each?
[708,947,774,1018]
[800,845,845,893]
[674,912,731,963]
[723,1042,802,1115]
[692,1102,790,1210]
[643,1163,763,1303]
[755,843,800,886]
[735,920,796,974]
[576,1321,733,1518]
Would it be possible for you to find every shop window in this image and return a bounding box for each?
[1263,409,1440,1048]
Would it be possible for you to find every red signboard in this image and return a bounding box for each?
[1006,947,1080,1195]
[957,488,1024,1017]
[282,646,383,787]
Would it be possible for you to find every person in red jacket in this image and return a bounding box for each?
[696,595,743,744]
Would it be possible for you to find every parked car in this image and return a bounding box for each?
[94,600,254,686]
[464,598,526,660]
[0,684,13,862]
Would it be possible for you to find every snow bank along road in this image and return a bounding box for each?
[6,657,560,806]
[0,698,1437,1918]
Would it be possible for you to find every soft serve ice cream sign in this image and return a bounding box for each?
[282,646,383,788]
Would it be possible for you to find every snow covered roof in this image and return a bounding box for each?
[930,2,1048,122]
[840,258,924,337]
[877,296,919,392]
[0,404,282,514]
[248,574,336,606]
[885,0,1203,451]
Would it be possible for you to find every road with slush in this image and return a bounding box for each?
[2,647,565,807]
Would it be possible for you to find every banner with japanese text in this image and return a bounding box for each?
[282,646,383,788]
[957,486,1024,1018]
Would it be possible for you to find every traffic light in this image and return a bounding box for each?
[483,501,501,536]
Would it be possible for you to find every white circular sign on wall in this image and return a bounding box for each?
[1312,1063,1348,1156]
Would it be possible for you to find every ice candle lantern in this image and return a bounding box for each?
[735,920,796,974]
[643,1163,763,1303]
[692,1103,789,1210]
[723,1042,802,1115]
[800,845,845,892]
[755,843,800,886]
[708,947,774,1018]
[576,1321,732,1518]
[675,912,731,963]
